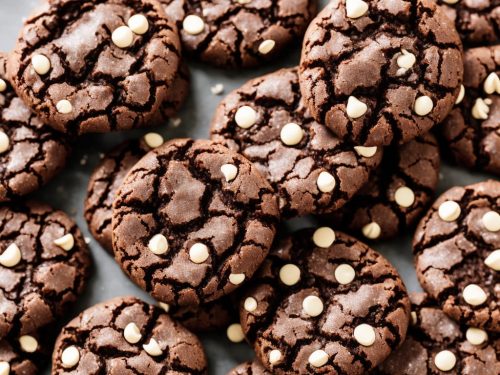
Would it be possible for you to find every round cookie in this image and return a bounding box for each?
[0,53,70,202]
[328,133,440,241]
[51,296,208,374]
[413,180,500,333]
[0,331,50,375]
[0,201,91,340]
[8,0,181,134]
[239,228,411,375]
[376,292,500,375]
[211,68,383,218]
[299,0,463,146]
[440,45,500,175]
[227,360,271,375]
[112,139,280,307]
[160,0,317,68]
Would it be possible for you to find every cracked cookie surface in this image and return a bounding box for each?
[211,68,383,218]
[376,292,500,375]
[160,0,317,68]
[414,180,500,333]
[440,45,500,175]
[299,0,463,146]
[51,296,208,374]
[0,201,91,341]
[112,139,280,307]
[239,229,411,374]
[0,53,70,202]
[8,0,181,134]
[227,360,271,375]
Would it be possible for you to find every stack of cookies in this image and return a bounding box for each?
[0,0,497,374]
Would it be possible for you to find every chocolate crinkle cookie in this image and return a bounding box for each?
[328,133,440,241]
[160,0,317,68]
[211,68,383,218]
[414,180,500,333]
[8,0,181,134]
[0,201,91,341]
[227,360,271,375]
[239,228,411,375]
[112,139,280,307]
[376,292,500,375]
[299,0,463,146]
[51,296,208,374]
[0,53,70,202]
[440,45,500,175]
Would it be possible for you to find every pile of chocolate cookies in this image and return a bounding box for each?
[0,0,498,374]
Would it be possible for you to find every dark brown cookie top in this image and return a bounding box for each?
[0,330,50,375]
[8,0,181,134]
[413,180,500,333]
[299,0,463,147]
[112,139,280,307]
[211,68,383,218]
[227,360,271,375]
[328,133,440,241]
[239,229,411,375]
[0,53,70,202]
[51,296,208,374]
[376,292,500,375]
[438,0,500,46]
[161,0,317,68]
[440,45,500,175]
[0,201,91,341]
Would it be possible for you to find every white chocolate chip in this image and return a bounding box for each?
[346,96,368,118]
[229,273,245,285]
[279,264,301,286]
[158,302,170,312]
[56,99,73,114]
[143,338,163,356]
[434,350,457,372]
[124,322,142,344]
[312,227,335,248]
[258,40,275,55]
[211,83,224,95]
[269,349,282,365]
[189,243,209,263]
[61,346,80,368]
[466,327,488,346]
[471,98,491,120]
[414,95,434,116]
[483,72,500,94]
[0,79,6,92]
[362,222,381,240]
[317,171,336,193]
[0,243,22,268]
[244,297,257,312]
[463,284,487,306]
[235,106,257,129]
[346,0,369,19]
[308,349,329,367]
[0,362,9,375]
[236,0,252,3]
[19,335,38,353]
[397,49,416,70]
[54,234,74,251]
[482,211,500,232]
[353,324,376,346]
[148,234,169,255]
[354,146,377,158]
[280,123,303,146]
[411,311,418,325]
[335,264,355,284]
[31,54,51,75]
[112,26,134,48]
[484,249,500,271]
[438,200,461,222]
[0,132,9,154]
[442,0,460,4]
[183,15,205,35]
[226,323,245,343]
[302,295,324,317]
[394,186,415,208]
[455,84,465,105]
[128,14,149,35]
[143,132,164,148]
[221,164,238,182]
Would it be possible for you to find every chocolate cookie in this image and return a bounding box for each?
[414,180,500,333]
[112,139,280,307]
[211,68,383,218]
[440,45,500,175]
[376,292,500,375]
[227,360,271,375]
[438,0,500,45]
[8,0,181,134]
[0,201,91,340]
[160,0,317,68]
[0,330,50,375]
[328,133,440,241]
[0,53,70,202]
[299,0,463,146]
[51,296,208,374]
[239,228,411,374]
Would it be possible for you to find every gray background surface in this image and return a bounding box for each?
[0,0,493,373]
